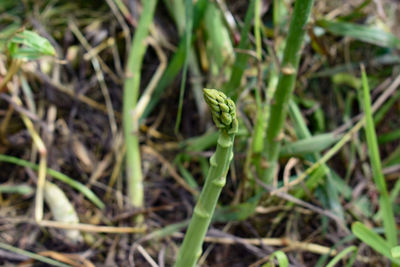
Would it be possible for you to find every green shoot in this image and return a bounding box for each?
[260,0,315,184]
[123,0,157,213]
[175,89,238,267]
[359,65,397,246]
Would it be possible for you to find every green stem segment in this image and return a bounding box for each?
[260,0,315,183]
[175,89,237,267]
[123,0,157,209]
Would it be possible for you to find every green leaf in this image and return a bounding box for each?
[0,154,104,209]
[280,133,340,157]
[8,30,55,59]
[392,246,400,258]
[326,246,357,267]
[360,66,396,246]
[0,184,33,195]
[262,251,289,267]
[352,222,400,264]
[317,19,400,49]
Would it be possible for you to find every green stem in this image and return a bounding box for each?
[175,89,237,267]
[175,130,235,267]
[260,0,314,184]
[123,0,157,209]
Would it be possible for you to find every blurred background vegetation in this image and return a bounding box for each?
[0,0,400,266]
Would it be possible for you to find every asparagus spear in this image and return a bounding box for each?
[175,89,238,267]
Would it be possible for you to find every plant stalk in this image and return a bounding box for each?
[260,0,315,184]
[175,89,237,267]
[123,0,157,211]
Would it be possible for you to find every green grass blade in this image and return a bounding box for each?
[280,133,340,157]
[288,98,345,222]
[263,251,289,267]
[183,130,218,152]
[9,30,55,59]
[0,184,33,195]
[174,0,193,133]
[392,246,400,258]
[213,193,262,222]
[0,242,72,267]
[317,19,400,49]
[326,246,357,267]
[352,222,400,264]
[0,154,105,209]
[140,0,207,121]
[224,0,255,98]
[378,128,400,144]
[374,91,400,126]
[360,66,397,246]
[383,145,400,167]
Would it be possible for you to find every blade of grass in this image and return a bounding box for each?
[0,154,105,209]
[317,19,400,49]
[224,0,255,99]
[378,128,400,144]
[288,100,345,222]
[359,65,397,246]
[140,0,207,121]
[279,133,340,157]
[174,0,193,133]
[271,118,365,195]
[392,246,400,258]
[0,242,72,267]
[374,90,400,126]
[352,222,400,264]
[326,246,357,267]
[0,184,33,194]
[263,251,289,267]
[163,0,207,126]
